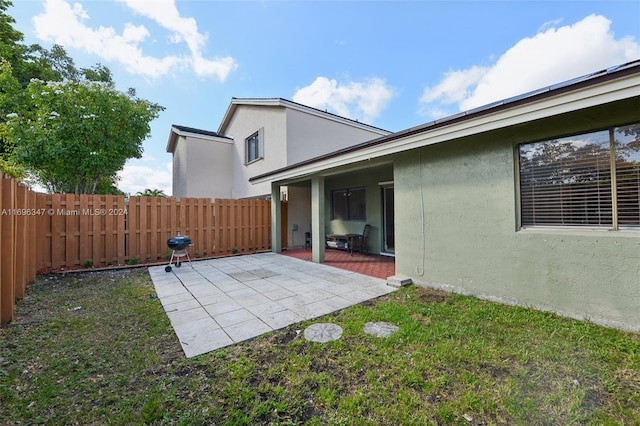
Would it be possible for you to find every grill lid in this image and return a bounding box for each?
[167,235,192,250]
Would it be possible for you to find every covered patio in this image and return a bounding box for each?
[281,248,395,280]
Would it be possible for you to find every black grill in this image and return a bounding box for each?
[167,235,192,250]
[165,234,192,272]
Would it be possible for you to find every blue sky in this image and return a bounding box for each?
[8,0,640,195]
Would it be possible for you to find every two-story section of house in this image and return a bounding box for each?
[166,125,234,200]
[167,98,390,201]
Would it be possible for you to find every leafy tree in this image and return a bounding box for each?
[0,1,163,193]
[25,43,113,84]
[0,59,25,176]
[4,79,164,194]
[136,188,167,197]
[0,1,58,86]
[0,0,24,71]
[0,1,123,182]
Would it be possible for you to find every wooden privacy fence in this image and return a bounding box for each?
[35,195,271,270]
[0,173,272,324]
[1,175,38,325]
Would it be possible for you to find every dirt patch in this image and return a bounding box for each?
[272,329,300,345]
[414,286,448,303]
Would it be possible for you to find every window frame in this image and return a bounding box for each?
[331,187,366,221]
[516,122,640,232]
[245,128,264,165]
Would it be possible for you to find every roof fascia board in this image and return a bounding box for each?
[280,99,391,135]
[171,126,229,142]
[253,73,640,184]
[166,126,233,153]
[218,98,390,136]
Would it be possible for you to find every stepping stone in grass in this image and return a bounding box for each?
[364,321,399,338]
[303,323,343,343]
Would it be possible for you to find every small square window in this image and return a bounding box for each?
[331,187,366,221]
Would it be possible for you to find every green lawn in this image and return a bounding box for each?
[1,268,638,425]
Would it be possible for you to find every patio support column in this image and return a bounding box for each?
[311,175,325,263]
[270,182,282,253]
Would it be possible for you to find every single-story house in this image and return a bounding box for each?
[251,60,640,332]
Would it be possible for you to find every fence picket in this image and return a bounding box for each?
[27,190,37,283]
[0,177,15,324]
[14,184,27,300]
[0,177,272,324]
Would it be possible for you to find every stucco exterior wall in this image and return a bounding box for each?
[393,103,640,331]
[172,136,188,199]
[286,185,311,248]
[285,108,387,164]
[172,135,233,200]
[324,167,393,254]
[225,105,287,199]
[224,104,388,200]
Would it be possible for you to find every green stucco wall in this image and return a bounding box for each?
[324,166,393,255]
[394,104,640,332]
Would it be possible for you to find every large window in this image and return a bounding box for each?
[245,129,263,164]
[518,123,640,230]
[331,187,366,221]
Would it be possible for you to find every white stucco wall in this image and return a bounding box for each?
[172,135,234,200]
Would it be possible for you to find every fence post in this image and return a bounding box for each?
[1,177,16,324]
[14,184,27,300]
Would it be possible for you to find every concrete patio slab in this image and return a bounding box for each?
[148,252,397,357]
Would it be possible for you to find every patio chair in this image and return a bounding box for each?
[352,224,371,255]
[305,232,312,250]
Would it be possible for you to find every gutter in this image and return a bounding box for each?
[250,60,640,183]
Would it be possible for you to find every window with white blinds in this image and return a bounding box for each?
[518,123,640,229]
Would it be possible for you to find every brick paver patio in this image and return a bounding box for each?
[281,248,395,280]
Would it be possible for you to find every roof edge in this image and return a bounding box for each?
[217,97,391,135]
[166,124,232,153]
[250,60,640,183]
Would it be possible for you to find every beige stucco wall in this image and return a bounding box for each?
[286,185,312,248]
[223,103,389,199]
[393,100,640,332]
[285,108,387,164]
[225,105,287,199]
[172,136,188,199]
[172,135,234,200]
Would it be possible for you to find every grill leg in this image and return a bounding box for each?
[165,250,177,272]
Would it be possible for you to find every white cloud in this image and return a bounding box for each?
[122,23,149,44]
[419,14,640,119]
[538,18,564,33]
[293,76,394,124]
[119,0,236,79]
[117,161,172,196]
[33,0,236,80]
[419,66,489,105]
